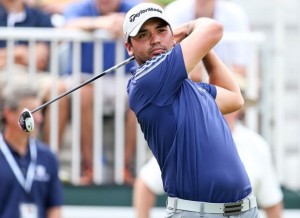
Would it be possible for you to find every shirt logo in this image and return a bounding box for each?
[34,165,50,182]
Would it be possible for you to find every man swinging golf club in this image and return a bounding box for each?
[123,3,258,218]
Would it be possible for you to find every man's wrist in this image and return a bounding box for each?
[185,21,194,37]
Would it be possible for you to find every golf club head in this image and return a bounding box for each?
[18,108,34,132]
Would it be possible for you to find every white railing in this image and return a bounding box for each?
[0,27,267,185]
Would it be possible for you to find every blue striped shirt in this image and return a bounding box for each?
[127,44,251,202]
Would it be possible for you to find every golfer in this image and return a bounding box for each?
[123,3,259,218]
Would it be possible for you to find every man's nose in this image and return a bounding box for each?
[150,33,161,44]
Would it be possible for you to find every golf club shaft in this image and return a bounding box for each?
[31,56,135,114]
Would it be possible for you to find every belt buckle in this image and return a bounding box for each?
[223,200,243,216]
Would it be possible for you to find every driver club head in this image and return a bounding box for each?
[18,108,34,132]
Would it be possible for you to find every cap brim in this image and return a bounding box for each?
[128,16,170,38]
[128,21,145,38]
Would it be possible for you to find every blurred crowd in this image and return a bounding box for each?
[0,0,284,218]
[0,0,175,185]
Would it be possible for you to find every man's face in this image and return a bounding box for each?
[96,0,120,14]
[5,97,43,136]
[125,18,175,65]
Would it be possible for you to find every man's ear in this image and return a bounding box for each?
[2,107,11,124]
[125,42,134,56]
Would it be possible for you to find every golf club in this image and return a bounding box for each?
[18,56,135,132]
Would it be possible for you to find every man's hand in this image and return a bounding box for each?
[14,45,29,67]
[173,22,190,44]
[0,43,49,71]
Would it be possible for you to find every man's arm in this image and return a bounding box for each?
[64,13,125,38]
[15,43,50,71]
[264,202,283,218]
[47,206,61,218]
[133,177,156,218]
[172,18,243,113]
[203,50,244,114]
[173,17,223,73]
[1,43,50,71]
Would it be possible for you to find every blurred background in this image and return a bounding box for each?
[0,0,300,217]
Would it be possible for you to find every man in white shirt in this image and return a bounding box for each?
[165,0,250,76]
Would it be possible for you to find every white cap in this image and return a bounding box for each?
[123,3,170,41]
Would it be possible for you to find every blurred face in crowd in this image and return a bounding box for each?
[195,0,216,18]
[4,97,43,136]
[96,0,121,14]
[125,18,175,65]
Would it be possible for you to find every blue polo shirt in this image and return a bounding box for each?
[0,3,53,48]
[63,0,136,74]
[127,44,252,203]
[0,136,63,218]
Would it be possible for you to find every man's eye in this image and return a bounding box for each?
[158,27,168,33]
[139,33,148,38]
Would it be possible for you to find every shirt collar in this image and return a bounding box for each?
[2,132,30,158]
[130,66,139,75]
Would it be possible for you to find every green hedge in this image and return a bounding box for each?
[63,184,300,208]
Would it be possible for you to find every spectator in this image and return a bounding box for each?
[25,0,76,15]
[63,0,137,184]
[0,0,70,154]
[225,111,284,218]
[0,0,52,71]
[124,0,251,184]
[0,84,63,218]
[165,0,250,76]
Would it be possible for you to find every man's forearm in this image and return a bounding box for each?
[173,21,194,44]
[64,13,125,32]
[64,17,100,31]
[175,18,223,74]
[264,203,283,218]
[203,50,240,93]
[203,50,244,114]
[13,43,49,71]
